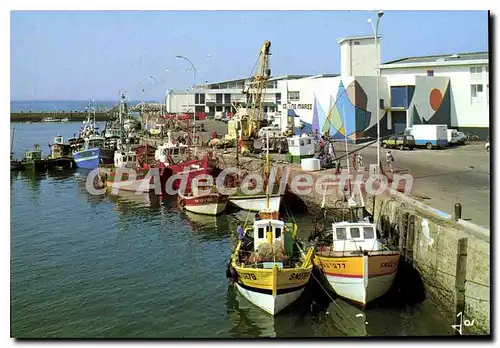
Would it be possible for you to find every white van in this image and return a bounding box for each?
[258,124,281,138]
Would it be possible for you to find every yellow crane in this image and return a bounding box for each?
[226,41,272,153]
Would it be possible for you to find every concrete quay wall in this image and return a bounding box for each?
[369,192,490,335]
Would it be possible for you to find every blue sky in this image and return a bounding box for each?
[10,10,489,101]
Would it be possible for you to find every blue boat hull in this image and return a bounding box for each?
[73,147,114,169]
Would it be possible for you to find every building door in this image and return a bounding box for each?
[392,111,406,134]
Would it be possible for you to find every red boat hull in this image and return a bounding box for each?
[178,192,229,215]
[105,155,217,196]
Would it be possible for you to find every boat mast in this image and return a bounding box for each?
[342,104,352,196]
[87,100,91,125]
[186,117,191,160]
[10,126,15,157]
[342,104,357,221]
[92,99,96,126]
[266,130,270,210]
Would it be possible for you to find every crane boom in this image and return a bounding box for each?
[233,40,272,153]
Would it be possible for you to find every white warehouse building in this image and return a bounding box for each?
[166,35,489,141]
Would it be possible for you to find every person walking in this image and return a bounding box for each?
[351,152,357,170]
[386,151,394,173]
[356,152,363,170]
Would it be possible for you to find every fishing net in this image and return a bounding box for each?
[252,241,288,263]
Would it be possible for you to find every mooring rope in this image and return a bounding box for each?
[309,271,369,335]
[292,239,369,335]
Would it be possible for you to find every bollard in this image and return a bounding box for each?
[453,203,462,221]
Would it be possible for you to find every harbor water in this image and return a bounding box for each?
[11,122,454,338]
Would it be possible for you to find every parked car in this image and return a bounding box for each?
[382,134,415,150]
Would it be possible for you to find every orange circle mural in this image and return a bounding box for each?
[430,88,443,111]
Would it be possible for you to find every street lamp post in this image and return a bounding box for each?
[176,55,197,156]
[164,69,169,112]
[139,83,145,127]
[368,10,384,175]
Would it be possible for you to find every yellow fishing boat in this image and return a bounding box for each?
[228,209,314,315]
[226,133,315,316]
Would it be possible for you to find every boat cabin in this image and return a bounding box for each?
[287,134,315,157]
[25,148,42,161]
[85,135,105,150]
[154,131,189,164]
[53,135,64,145]
[252,209,284,251]
[155,143,188,164]
[114,150,137,168]
[105,128,122,139]
[331,222,381,252]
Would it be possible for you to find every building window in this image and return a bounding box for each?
[470,66,483,74]
[427,70,434,76]
[288,91,300,101]
[215,93,223,104]
[471,84,484,104]
[266,81,277,89]
[353,41,360,45]
[276,93,281,104]
[195,93,205,105]
[224,94,231,104]
[471,85,476,97]
[215,106,223,112]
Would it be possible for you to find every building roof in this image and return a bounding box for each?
[337,35,381,44]
[200,74,314,88]
[300,73,340,79]
[268,74,312,81]
[382,52,489,66]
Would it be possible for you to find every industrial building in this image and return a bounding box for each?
[165,75,309,119]
[166,35,489,140]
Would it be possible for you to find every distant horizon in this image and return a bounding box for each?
[11,99,158,102]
